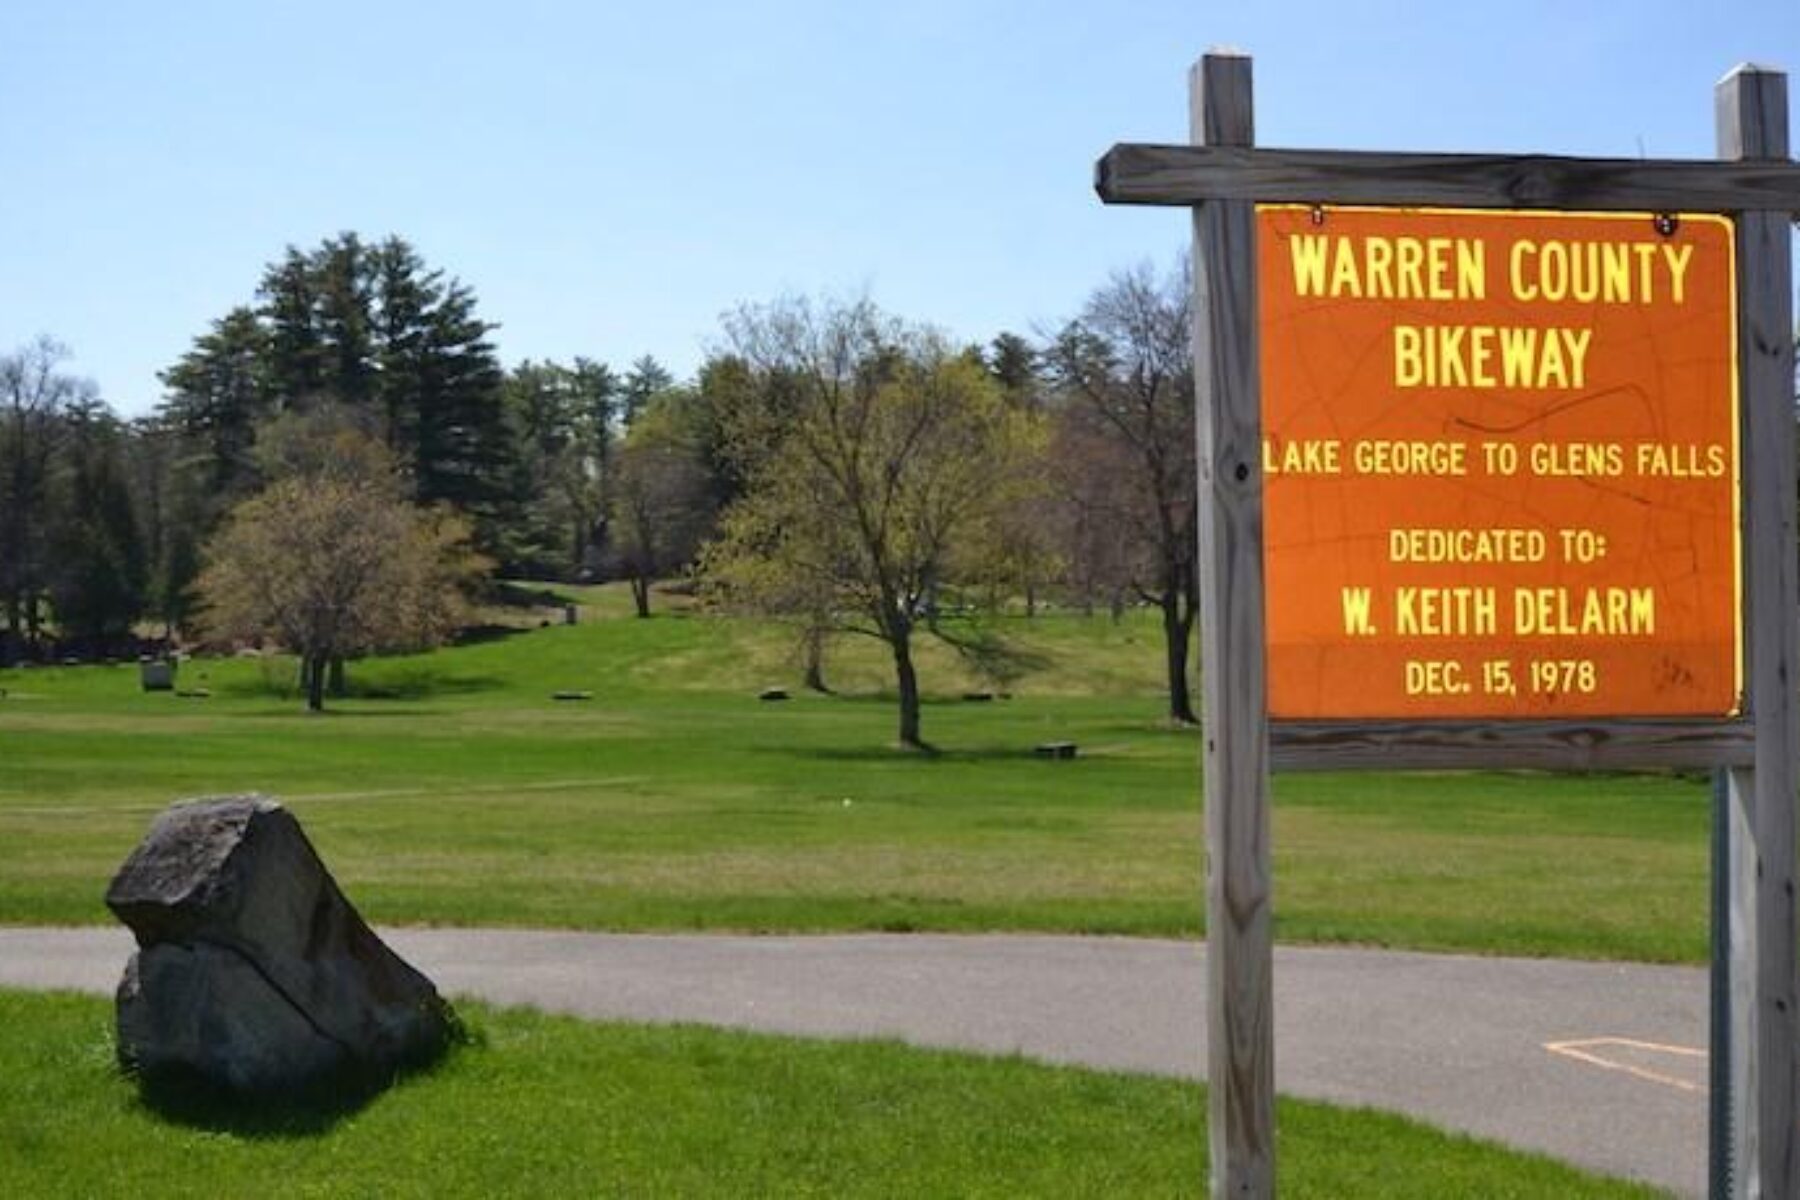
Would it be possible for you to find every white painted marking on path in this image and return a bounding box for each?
[1544,1037,1706,1094]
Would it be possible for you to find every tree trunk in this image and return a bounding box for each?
[630,574,651,618]
[892,628,926,750]
[1162,591,1198,724]
[3,594,22,663]
[306,653,327,712]
[327,657,347,697]
[801,622,829,693]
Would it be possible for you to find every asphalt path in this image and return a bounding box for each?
[0,927,1706,1196]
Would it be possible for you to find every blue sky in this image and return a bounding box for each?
[3,1,1795,416]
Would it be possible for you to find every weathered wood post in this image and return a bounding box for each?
[1717,63,1799,1200]
[1190,51,1275,1198]
[1099,51,1800,1198]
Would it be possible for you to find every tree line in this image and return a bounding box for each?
[1,233,1197,740]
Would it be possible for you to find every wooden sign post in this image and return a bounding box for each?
[1099,54,1800,1198]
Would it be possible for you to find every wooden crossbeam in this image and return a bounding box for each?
[1271,717,1756,772]
[1096,143,1800,212]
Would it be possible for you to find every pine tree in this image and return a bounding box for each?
[410,272,511,548]
[48,404,147,650]
[159,234,515,562]
[159,307,272,499]
[313,233,376,409]
[260,247,325,404]
[622,354,674,428]
[986,332,1040,404]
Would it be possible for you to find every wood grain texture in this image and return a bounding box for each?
[1191,52,1275,1200]
[1717,64,1799,1200]
[1095,143,1800,212]
[1273,718,1755,772]
[1113,53,1797,1199]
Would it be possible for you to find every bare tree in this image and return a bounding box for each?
[608,392,714,617]
[1045,260,1199,723]
[1046,409,1143,619]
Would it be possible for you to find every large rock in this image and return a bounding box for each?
[105,795,455,1093]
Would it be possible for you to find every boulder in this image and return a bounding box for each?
[105,795,455,1093]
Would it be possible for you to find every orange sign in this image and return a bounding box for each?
[1257,205,1740,719]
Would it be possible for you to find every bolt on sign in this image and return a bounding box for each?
[1257,205,1740,719]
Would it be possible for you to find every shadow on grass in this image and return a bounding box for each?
[133,1065,385,1138]
[489,581,579,609]
[232,707,452,719]
[222,669,507,703]
[451,622,534,647]
[343,673,508,701]
[1071,716,1202,739]
[130,1030,474,1139]
[783,744,1093,765]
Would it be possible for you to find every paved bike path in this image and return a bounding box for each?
[0,927,1706,1196]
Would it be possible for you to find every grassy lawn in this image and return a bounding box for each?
[0,988,1657,1198]
[0,588,1710,961]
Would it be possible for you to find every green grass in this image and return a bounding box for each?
[0,590,1711,961]
[0,988,1657,1198]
